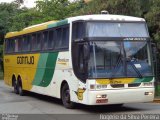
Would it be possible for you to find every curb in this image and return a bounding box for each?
[153,99,160,103]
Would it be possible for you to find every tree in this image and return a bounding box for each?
[9,8,44,31]
[0,2,20,44]
[145,0,160,43]
[71,0,143,17]
[36,0,71,20]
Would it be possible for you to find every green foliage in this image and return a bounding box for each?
[0,0,159,46]
[0,2,20,43]
[145,0,160,43]
[10,8,43,31]
[71,0,160,47]
[71,0,142,16]
[0,0,159,80]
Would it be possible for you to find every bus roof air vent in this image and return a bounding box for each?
[101,10,109,15]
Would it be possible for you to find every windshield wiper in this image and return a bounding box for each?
[109,56,123,79]
[127,60,143,78]
[109,44,123,79]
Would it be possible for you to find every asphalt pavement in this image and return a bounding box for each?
[0,80,160,120]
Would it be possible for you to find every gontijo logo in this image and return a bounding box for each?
[17,56,34,64]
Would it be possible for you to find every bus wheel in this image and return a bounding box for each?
[62,84,75,109]
[13,80,18,94]
[17,79,25,96]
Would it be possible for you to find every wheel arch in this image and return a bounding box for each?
[60,80,68,99]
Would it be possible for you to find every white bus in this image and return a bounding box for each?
[4,14,154,108]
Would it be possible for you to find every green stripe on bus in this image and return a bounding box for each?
[38,52,58,87]
[48,19,68,28]
[134,76,153,83]
[32,53,49,85]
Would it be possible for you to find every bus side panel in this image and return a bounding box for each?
[4,55,16,86]
[3,54,40,91]
[29,51,79,101]
[30,52,59,96]
[55,51,79,100]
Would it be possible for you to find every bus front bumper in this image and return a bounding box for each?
[86,87,154,105]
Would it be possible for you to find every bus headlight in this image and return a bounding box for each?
[96,94,107,98]
[143,82,154,86]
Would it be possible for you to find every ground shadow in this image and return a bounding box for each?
[21,91,145,113]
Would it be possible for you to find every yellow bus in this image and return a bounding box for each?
[4,14,154,108]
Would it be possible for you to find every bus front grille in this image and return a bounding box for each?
[110,84,124,88]
[128,83,141,87]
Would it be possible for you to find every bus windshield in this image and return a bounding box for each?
[72,21,153,80]
[86,22,149,38]
[88,41,153,78]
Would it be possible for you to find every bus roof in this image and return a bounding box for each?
[68,14,145,22]
[5,14,145,39]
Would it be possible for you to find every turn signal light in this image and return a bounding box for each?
[145,92,153,96]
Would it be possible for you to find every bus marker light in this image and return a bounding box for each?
[96,99,108,103]
[90,85,95,89]
[102,94,107,98]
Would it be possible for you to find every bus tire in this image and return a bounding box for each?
[17,78,25,96]
[13,80,18,94]
[61,84,75,109]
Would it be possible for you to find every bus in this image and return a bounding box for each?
[4,14,154,108]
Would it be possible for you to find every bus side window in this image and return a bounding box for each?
[23,35,31,52]
[9,39,15,53]
[31,34,37,51]
[55,26,69,50]
[48,30,54,49]
[55,28,62,49]
[21,36,26,52]
[62,26,69,49]
[42,31,48,50]
[18,37,22,52]
[72,22,85,41]
[5,39,9,53]
[37,33,42,51]
[14,38,18,52]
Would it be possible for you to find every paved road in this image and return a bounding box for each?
[0,80,160,120]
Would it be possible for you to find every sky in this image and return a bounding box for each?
[0,0,37,8]
[0,0,78,8]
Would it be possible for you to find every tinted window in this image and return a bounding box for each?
[5,39,9,53]
[21,36,26,52]
[37,33,42,51]
[55,28,62,49]
[32,34,37,51]
[17,37,23,52]
[42,31,48,50]
[62,27,69,48]
[72,22,85,41]
[23,35,31,52]
[8,39,15,53]
[55,26,69,49]
[48,30,54,49]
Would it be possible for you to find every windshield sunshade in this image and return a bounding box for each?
[86,22,149,38]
